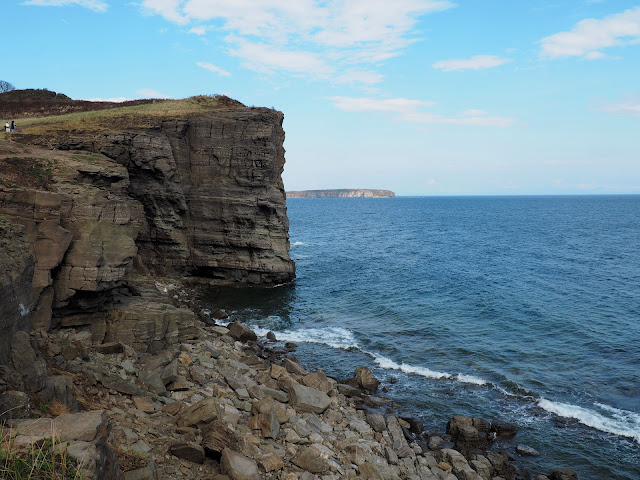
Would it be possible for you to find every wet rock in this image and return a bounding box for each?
[228,320,257,343]
[516,444,541,457]
[491,419,518,437]
[353,366,380,393]
[549,469,578,480]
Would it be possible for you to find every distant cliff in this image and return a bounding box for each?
[287,189,395,198]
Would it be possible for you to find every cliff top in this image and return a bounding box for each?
[1,89,248,135]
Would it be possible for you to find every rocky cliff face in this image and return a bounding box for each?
[287,188,395,198]
[94,109,294,285]
[0,100,295,374]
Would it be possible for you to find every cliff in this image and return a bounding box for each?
[0,93,294,383]
[287,188,395,198]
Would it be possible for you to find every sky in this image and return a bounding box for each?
[3,1,640,195]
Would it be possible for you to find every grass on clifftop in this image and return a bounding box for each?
[16,95,244,136]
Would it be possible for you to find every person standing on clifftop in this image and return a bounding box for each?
[10,121,15,132]
[4,122,9,132]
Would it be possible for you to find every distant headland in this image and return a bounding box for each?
[287,189,395,198]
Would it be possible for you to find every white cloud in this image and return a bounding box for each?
[330,96,515,127]
[330,96,435,113]
[595,100,640,117]
[188,26,209,35]
[433,55,511,72]
[83,96,130,102]
[228,36,332,76]
[197,61,231,77]
[22,0,107,11]
[540,6,640,59]
[136,88,172,98]
[335,71,384,86]
[140,0,455,80]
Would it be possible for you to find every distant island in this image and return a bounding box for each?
[287,189,395,198]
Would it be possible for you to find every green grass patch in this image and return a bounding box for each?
[18,95,241,136]
[0,427,84,480]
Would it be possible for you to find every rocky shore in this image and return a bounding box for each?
[1,281,579,480]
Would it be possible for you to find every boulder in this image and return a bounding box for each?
[176,397,219,427]
[354,366,380,392]
[491,419,518,437]
[291,446,330,473]
[221,448,260,480]
[288,383,332,414]
[228,320,257,343]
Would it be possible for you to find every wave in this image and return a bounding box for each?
[369,353,489,385]
[257,326,360,351]
[292,241,306,246]
[538,399,640,443]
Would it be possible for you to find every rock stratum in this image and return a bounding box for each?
[0,93,294,378]
[287,189,395,198]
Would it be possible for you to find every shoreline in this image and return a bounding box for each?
[0,280,586,480]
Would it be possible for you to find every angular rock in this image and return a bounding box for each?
[221,448,260,480]
[288,383,332,414]
[202,421,238,458]
[366,412,387,432]
[0,391,30,420]
[354,366,380,392]
[176,397,219,427]
[228,320,257,343]
[291,446,330,473]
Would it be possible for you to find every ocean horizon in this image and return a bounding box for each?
[203,194,640,480]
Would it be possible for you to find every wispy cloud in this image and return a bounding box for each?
[540,6,640,59]
[330,96,515,127]
[136,88,172,98]
[140,0,455,81]
[83,96,130,102]
[196,61,231,77]
[22,0,107,11]
[433,54,511,72]
[594,99,640,117]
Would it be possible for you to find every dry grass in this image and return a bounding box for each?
[17,95,244,136]
[0,422,84,479]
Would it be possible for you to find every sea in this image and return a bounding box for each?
[202,195,640,480]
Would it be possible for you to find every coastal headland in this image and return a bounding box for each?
[1,90,578,479]
[287,189,395,198]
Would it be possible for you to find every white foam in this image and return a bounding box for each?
[267,327,360,350]
[456,374,489,386]
[538,398,640,443]
[292,241,306,246]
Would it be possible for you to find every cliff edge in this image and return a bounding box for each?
[0,92,294,381]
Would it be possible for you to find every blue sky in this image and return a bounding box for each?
[3,0,640,195]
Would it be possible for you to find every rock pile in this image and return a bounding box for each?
[2,298,579,480]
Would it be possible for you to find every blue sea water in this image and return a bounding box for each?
[203,195,640,480]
